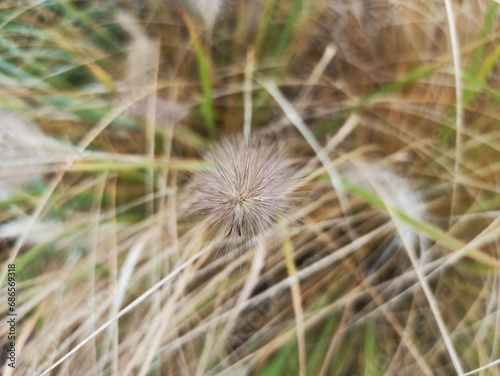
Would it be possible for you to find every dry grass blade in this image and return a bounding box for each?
[243,48,255,141]
[282,236,307,376]
[445,0,464,226]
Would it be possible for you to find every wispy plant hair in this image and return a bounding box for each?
[188,135,301,252]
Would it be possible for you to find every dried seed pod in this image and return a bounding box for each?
[189,136,301,249]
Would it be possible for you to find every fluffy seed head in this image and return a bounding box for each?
[189,136,300,248]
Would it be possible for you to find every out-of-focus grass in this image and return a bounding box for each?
[1,1,500,376]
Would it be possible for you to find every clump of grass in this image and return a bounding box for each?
[1,1,500,376]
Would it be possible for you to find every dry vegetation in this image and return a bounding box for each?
[1,0,500,375]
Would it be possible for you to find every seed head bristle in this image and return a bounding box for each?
[189,136,300,249]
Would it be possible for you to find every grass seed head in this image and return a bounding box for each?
[189,136,301,250]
